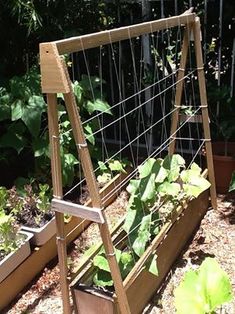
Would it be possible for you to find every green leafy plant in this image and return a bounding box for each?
[174,257,233,314]
[229,171,235,193]
[0,211,23,259]
[93,248,134,287]
[97,159,128,186]
[1,184,53,228]
[92,154,210,288]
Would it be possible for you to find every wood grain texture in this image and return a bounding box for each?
[54,13,195,54]
[52,199,105,223]
[168,25,191,155]
[40,43,70,93]
[193,17,217,209]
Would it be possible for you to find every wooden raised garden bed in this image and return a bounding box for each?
[71,189,209,314]
[0,171,128,311]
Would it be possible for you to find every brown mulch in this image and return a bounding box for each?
[4,193,235,314]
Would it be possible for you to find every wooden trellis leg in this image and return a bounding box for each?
[47,94,71,314]
[63,84,131,314]
[193,17,217,209]
[168,24,191,155]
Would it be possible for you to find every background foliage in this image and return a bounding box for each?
[0,0,234,188]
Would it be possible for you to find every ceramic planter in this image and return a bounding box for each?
[71,190,209,314]
[212,142,235,193]
[21,217,56,246]
[0,230,33,283]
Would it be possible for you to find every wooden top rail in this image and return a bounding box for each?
[51,13,195,55]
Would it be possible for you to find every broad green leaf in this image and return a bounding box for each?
[175,258,233,314]
[80,75,104,91]
[21,95,46,137]
[120,252,133,265]
[126,179,140,195]
[147,254,158,276]
[183,184,202,198]
[108,160,126,173]
[198,258,233,311]
[61,152,79,187]
[123,197,143,233]
[175,270,206,314]
[0,130,27,154]
[190,162,202,174]
[155,166,168,183]
[120,252,134,278]
[98,161,108,172]
[32,137,49,157]
[140,174,156,202]
[189,177,210,193]
[138,158,157,178]
[229,171,235,192]
[133,214,151,257]
[84,123,95,145]
[86,99,112,115]
[163,154,185,182]
[93,270,113,287]
[158,182,180,197]
[72,81,83,104]
[0,90,11,121]
[11,99,23,120]
[93,255,110,272]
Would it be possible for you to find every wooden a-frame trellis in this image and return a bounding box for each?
[40,10,217,314]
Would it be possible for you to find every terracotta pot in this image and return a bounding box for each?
[212,142,235,194]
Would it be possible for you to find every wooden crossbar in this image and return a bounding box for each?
[52,199,105,224]
[53,13,195,54]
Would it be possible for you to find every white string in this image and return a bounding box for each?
[101,107,201,203]
[64,103,200,198]
[82,71,176,126]
[85,70,196,141]
[108,33,137,170]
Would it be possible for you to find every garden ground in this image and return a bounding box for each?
[4,193,235,314]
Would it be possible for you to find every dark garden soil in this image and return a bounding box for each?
[4,193,235,314]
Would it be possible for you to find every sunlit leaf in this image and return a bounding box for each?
[147,254,158,276]
[229,171,235,192]
[108,160,126,173]
[93,255,110,272]
[174,258,233,314]
[133,214,151,257]
[140,174,156,202]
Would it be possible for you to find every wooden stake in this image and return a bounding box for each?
[168,24,192,155]
[192,18,217,209]
[61,62,131,314]
[47,94,71,314]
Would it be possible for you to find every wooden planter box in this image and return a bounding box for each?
[22,217,56,246]
[0,170,129,311]
[71,190,209,314]
[0,231,33,283]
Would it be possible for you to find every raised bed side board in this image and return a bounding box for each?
[72,190,209,314]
